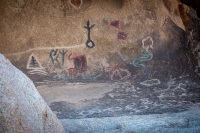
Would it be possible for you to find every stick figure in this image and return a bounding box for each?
[84,20,95,48]
[49,49,60,65]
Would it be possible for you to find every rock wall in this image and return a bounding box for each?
[0,0,199,83]
[179,4,200,77]
[0,54,65,133]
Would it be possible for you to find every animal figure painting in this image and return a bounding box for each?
[49,49,60,65]
[133,37,154,68]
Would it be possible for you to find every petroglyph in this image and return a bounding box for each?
[28,69,48,75]
[140,79,161,87]
[103,61,131,81]
[68,53,88,73]
[110,20,128,40]
[27,53,47,75]
[49,49,67,66]
[84,20,95,48]
[133,36,154,68]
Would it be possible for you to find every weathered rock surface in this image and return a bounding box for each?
[0,0,199,83]
[0,54,65,133]
[60,108,200,133]
[39,78,200,119]
[0,0,200,132]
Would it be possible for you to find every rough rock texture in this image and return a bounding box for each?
[0,54,65,133]
[45,79,200,119]
[0,1,200,132]
[182,6,200,76]
[0,0,199,83]
[60,108,200,133]
[180,0,200,18]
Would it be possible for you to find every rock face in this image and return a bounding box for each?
[0,0,199,83]
[0,54,65,133]
[182,6,200,77]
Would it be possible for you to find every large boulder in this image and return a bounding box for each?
[0,54,65,133]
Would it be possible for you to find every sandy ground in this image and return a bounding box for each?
[37,82,119,105]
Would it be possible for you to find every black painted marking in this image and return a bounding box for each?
[49,49,60,65]
[84,20,95,48]
[31,56,38,66]
[59,50,67,65]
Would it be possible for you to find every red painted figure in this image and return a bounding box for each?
[68,53,88,74]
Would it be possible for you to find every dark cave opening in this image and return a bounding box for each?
[180,0,200,17]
